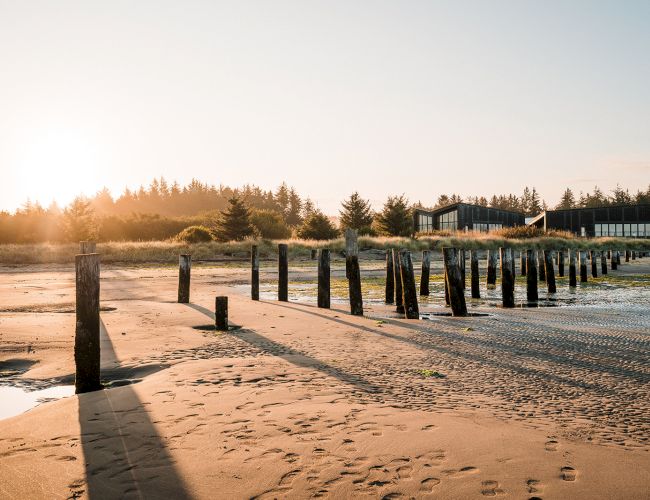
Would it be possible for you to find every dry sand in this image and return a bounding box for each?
[0,258,649,499]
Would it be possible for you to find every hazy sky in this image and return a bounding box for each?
[1,0,649,214]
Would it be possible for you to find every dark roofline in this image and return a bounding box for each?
[541,203,650,215]
[415,202,525,217]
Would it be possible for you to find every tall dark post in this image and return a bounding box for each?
[442,248,467,316]
[347,255,363,316]
[601,251,608,275]
[459,249,466,289]
[520,251,526,277]
[568,249,577,287]
[625,250,630,262]
[420,250,431,296]
[399,250,419,319]
[558,250,565,277]
[310,249,318,260]
[385,249,395,304]
[538,251,546,282]
[470,250,480,299]
[345,228,358,279]
[526,249,538,302]
[510,248,516,278]
[579,251,588,283]
[393,249,404,314]
[251,245,259,301]
[486,249,497,288]
[611,250,618,270]
[632,250,636,260]
[278,244,288,301]
[75,253,101,394]
[318,249,330,309]
[500,248,515,308]
[215,296,228,331]
[616,250,621,265]
[590,250,598,278]
[178,254,191,303]
[544,250,556,293]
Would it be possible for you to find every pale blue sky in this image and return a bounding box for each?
[1,0,649,213]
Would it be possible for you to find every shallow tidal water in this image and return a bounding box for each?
[0,385,74,420]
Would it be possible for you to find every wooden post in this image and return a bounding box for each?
[520,251,526,277]
[470,250,480,299]
[632,251,636,260]
[419,250,431,296]
[278,244,288,301]
[460,249,467,289]
[347,255,363,316]
[79,241,96,254]
[385,249,394,304]
[579,250,588,283]
[526,249,538,302]
[625,250,630,262]
[510,248,516,278]
[393,249,404,314]
[399,250,419,319]
[317,249,330,309]
[611,250,618,270]
[251,245,259,301]
[486,249,497,287]
[178,254,191,303]
[442,248,467,316]
[616,250,621,265]
[600,251,608,275]
[500,248,515,308]
[544,250,556,293]
[538,251,546,282]
[345,228,358,279]
[568,249,577,287]
[590,250,598,278]
[75,253,101,394]
[215,296,228,331]
[558,250,565,277]
[310,249,318,260]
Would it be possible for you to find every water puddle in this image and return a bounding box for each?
[0,385,74,420]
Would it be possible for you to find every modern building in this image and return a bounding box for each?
[414,203,525,233]
[528,204,650,238]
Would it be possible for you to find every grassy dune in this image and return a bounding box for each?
[0,234,648,265]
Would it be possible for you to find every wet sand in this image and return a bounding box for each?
[0,257,649,499]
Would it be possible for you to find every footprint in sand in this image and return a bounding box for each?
[545,440,559,451]
[526,479,542,493]
[420,477,441,492]
[481,480,505,496]
[561,466,577,481]
[396,465,412,479]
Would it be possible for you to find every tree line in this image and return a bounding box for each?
[1,179,648,243]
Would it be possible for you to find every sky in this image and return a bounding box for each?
[1,0,649,214]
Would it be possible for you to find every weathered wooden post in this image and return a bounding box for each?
[318,249,330,309]
[625,250,630,262]
[590,250,598,278]
[632,250,636,260]
[347,255,363,316]
[399,250,419,319]
[75,253,101,394]
[459,249,466,289]
[558,250,565,277]
[520,251,526,277]
[538,251,546,282]
[251,245,259,301]
[568,249,577,287]
[278,244,288,301]
[420,250,431,296]
[510,248,516,278]
[470,250,480,299]
[392,249,404,313]
[600,251,608,275]
[79,241,96,254]
[178,254,191,303]
[544,250,556,293]
[385,249,394,304]
[486,249,497,288]
[215,296,228,331]
[442,248,467,316]
[500,248,515,307]
[616,250,621,265]
[345,228,358,279]
[310,249,318,260]
[579,250,588,283]
[526,249,538,302]
[611,251,618,270]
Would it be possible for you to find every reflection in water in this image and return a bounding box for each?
[0,385,74,420]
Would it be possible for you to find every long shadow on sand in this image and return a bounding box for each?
[78,320,191,499]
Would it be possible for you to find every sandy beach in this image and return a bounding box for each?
[1,256,649,499]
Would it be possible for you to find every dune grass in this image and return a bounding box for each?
[0,235,647,265]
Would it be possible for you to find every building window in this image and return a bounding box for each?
[418,214,433,232]
[437,210,458,231]
[581,226,586,237]
[595,224,602,237]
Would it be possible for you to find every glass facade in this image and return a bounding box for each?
[594,222,649,238]
[437,210,458,231]
[418,214,434,232]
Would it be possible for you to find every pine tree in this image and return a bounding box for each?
[275,183,290,217]
[286,188,303,226]
[435,194,450,208]
[611,184,632,205]
[555,188,576,209]
[296,210,339,240]
[213,197,254,241]
[373,195,413,237]
[302,198,316,219]
[62,197,97,242]
[339,192,374,234]
[528,188,543,216]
